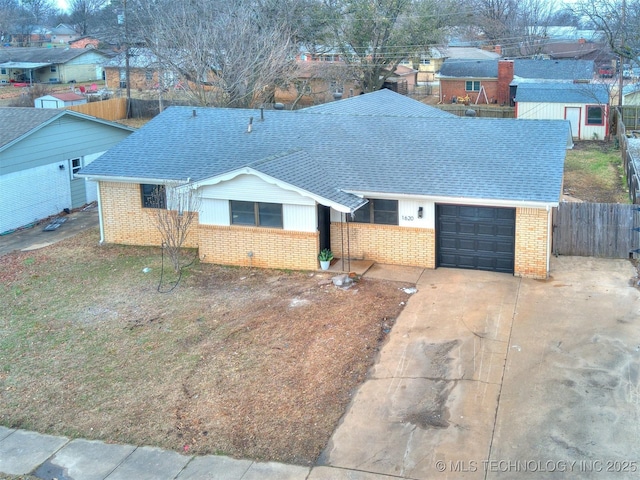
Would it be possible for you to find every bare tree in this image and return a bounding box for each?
[132,0,300,108]
[322,0,459,92]
[69,0,108,35]
[151,182,201,275]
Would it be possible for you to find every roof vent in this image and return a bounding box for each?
[247,116,253,133]
[273,103,284,110]
[192,109,196,117]
[464,109,477,117]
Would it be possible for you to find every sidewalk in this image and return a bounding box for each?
[0,425,406,480]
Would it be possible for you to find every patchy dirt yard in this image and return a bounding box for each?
[0,229,412,465]
[563,140,629,203]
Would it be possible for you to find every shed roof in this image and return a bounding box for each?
[78,90,570,206]
[514,82,609,104]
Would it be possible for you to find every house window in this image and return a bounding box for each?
[350,199,398,225]
[230,201,283,228]
[1,68,6,75]
[50,65,57,73]
[586,105,604,125]
[465,81,480,92]
[71,158,82,177]
[141,184,166,209]
[420,55,431,65]
[145,70,153,81]
[119,69,127,89]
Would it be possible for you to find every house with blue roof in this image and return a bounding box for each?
[514,83,609,140]
[77,89,572,279]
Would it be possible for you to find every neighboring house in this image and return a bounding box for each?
[102,48,179,91]
[276,61,362,106]
[382,64,417,95]
[438,58,594,105]
[34,92,87,108]
[411,46,501,84]
[50,24,80,45]
[69,37,101,49]
[0,108,135,234]
[514,83,609,140]
[77,89,572,279]
[0,47,110,84]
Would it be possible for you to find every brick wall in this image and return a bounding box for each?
[198,225,319,270]
[100,182,198,247]
[497,60,514,105]
[330,222,435,268]
[514,207,550,279]
[104,68,159,91]
[440,79,499,105]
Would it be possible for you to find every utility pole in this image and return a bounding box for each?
[118,0,131,117]
[619,0,626,108]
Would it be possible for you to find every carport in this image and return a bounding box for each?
[0,61,51,85]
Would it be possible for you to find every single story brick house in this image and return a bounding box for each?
[438,58,594,105]
[514,83,609,140]
[77,89,572,278]
[0,108,134,234]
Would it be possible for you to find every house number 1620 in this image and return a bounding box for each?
[402,215,415,221]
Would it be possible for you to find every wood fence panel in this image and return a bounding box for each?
[435,105,515,118]
[66,98,127,121]
[553,202,640,258]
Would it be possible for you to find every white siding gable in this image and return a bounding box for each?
[198,174,317,232]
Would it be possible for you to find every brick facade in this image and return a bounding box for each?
[330,222,435,268]
[440,78,500,105]
[100,182,198,247]
[100,183,551,277]
[514,207,550,279]
[198,225,319,270]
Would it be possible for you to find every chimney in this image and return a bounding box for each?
[497,60,514,106]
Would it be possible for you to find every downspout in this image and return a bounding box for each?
[96,181,105,244]
[546,204,552,277]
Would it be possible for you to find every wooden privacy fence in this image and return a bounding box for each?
[553,202,640,258]
[435,105,515,118]
[66,97,127,121]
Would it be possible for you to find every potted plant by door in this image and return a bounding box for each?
[318,248,334,270]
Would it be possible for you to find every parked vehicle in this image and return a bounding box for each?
[599,65,615,78]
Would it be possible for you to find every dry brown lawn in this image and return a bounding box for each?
[0,229,412,465]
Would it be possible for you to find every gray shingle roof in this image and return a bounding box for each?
[439,58,594,81]
[438,59,497,78]
[0,47,106,64]
[514,82,609,104]
[302,88,455,118]
[0,108,64,149]
[0,107,135,151]
[514,59,594,81]
[79,90,570,205]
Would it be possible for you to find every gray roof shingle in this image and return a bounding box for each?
[78,90,570,205]
[439,58,594,82]
[0,107,135,151]
[514,82,609,103]
[0,47,106,64]
[0,108,64,149]
[302,88,455,118]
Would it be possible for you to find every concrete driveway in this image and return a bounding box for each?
[319,257,640,479]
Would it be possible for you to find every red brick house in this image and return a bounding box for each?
[438,59,594,106]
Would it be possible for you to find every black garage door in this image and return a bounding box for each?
[437,204,515,274]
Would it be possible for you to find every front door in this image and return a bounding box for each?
[565,107,581,139]
[69,157,86,208]
[317,205,331,252]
